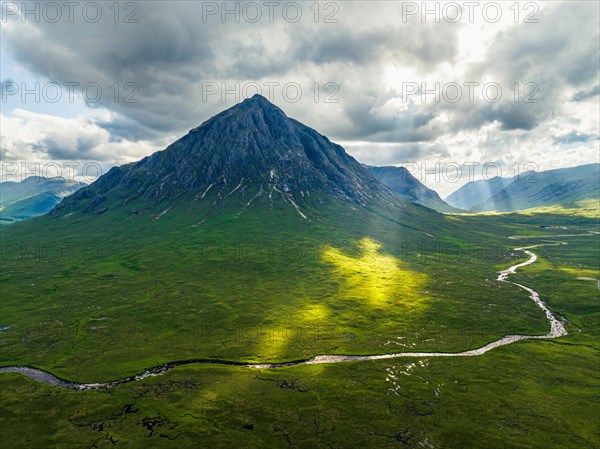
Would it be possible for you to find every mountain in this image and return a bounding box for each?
[0,176,86,223]
[471,163,600,212]
[365,165,461,213]
[51,94,423,226]
[3,94,456,268]
[0,94,511,388]
[445,175,514,210]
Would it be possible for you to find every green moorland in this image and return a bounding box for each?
[0,201,599,448]
[0,194,552,381]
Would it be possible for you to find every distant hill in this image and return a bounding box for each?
[366,165,461,213]
[445,175,514,210]
[0,176,87,223]
[471,164,600,212]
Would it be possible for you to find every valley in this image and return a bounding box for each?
[0,230,580,389]
[1,219,598,448]
[1,204,598,448]
[2,2,599,446]
[1,96,598,448]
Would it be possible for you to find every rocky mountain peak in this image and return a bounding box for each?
[53,96,398,220]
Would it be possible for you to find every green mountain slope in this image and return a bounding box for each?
[472,164,600,212]
[366,165,462,213]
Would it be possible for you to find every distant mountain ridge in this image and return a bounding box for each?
[365,165,461,213]
[0,176,87,223]
[471,163,600,212]
[444,176,514,210]
[445,175,515,210]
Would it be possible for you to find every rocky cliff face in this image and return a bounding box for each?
[53,95,400,219]
[366,165,460,213]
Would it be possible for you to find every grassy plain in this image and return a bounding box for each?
[0,203,598,447]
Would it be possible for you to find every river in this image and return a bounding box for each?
[0,240,572,390]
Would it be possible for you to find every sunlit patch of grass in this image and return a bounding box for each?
[297,303,329,323]
[253,325,296,360]
[558,266,599,280]
[453,199,600,218]
[321,237,428,310]
[252,304,332,362]
[518,199,600,218]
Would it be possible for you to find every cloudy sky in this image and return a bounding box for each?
[1,1,598,196]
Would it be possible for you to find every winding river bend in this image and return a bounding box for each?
[0,240,570,390]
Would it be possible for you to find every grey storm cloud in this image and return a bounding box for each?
[553,131,600,145]
[95,114,168,143]
[31,135,102,159]
[349,143,451,167]
[30,139,71,159]
[447,2,600,135]
[470,2,599,85]
[342,103,439,142]
[571,85,600,102]
[488,105,539,131]
[289,22,458,69]
[3,1,461,141]
[2,0,598,161]
[442,101,542,133]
